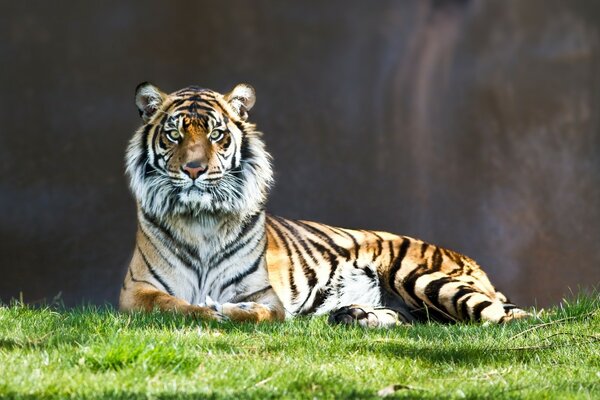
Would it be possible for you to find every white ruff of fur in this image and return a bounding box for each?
[125,122,273,229]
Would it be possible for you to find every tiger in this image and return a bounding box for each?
[119,82,529,328]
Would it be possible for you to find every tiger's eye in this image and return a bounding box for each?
[209,130,224,141]
[166,130,181,143]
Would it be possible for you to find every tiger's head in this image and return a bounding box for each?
[126,83,273,220]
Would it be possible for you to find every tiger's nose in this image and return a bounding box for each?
[182,161,208,179]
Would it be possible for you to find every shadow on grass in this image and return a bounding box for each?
[0,375,382,400]
[0,390,375,400]
[2,384,593,400]
[0,337,45,350]
[351,340,525,366]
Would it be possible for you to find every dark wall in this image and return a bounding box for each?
[1,0,599,307]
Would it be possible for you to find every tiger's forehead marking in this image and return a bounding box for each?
[161,87,229,131]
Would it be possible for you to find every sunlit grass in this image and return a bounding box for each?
[0,293,598,399]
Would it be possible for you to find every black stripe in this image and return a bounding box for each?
[233,119,246,132]
[141,212,198,269]
[301,240,340,314]
[281,229,318,290]
[171,103,216,115]
[135,124,153,174]
[329,226,360,259]
[140,225,195,273]
[274,217,319,265]
[293,220,351,259]
[175,87,208,95]
[294,245,320,311]
[362,264,376,279]
[443,249,466,275]
[230,135,237,167]
[210,232,259,269]
[451,286,475,316]
[420,242,429,257]
[388,239,411,295]
[169,95,213,105]
[471,300,492,322]
[370,231,384,262]
[219,251,264,293]
[302,288,329,315]
[459,294,473,320]
[373,239,383,261]
[240,133,252,163]
[446,250,465,276]
[447,265,466,277]
[234,285,273,303]
[168,98,189,108]
[431,247,444,271]
[271,218,319,309]
[128,267,156,288]
[238,211,263,240]
[311,241,339,285]
[208,212,263,267]
[346,230,361,260]
[157,133,171,151]
[158,111,171,127]
[423,276,453,308]
[137,245,174,295]
[189,102,218,115]
[399,264,427,306]
[268,220,299,303]
[151,127,165,171]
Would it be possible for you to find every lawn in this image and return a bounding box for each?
[0,294,598,399]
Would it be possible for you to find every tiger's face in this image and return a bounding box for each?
[126,83,272,219]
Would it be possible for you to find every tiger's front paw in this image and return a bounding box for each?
[220,301,279,323]
[328,305,407,329]
[187,304,228,322]
[195,296,228,322]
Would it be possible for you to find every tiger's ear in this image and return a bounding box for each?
[225,83,256,121]
[135,82,166,122]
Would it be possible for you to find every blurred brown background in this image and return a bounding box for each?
[1,0,599,308]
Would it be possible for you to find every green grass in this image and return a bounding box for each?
[0,295,598,399]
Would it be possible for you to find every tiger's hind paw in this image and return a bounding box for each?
[328,305,410,329]
[503,307,532,323]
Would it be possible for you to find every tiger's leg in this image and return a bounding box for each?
[401,270,530,323]
[382,238,530,323]
[120,283,225,321]
[328,304,415,328]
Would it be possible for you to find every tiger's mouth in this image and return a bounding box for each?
[169,174,222,189]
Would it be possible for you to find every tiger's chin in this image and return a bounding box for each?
[176,187,232,214]
[178,186,213,203]
[151,182,255,220]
